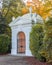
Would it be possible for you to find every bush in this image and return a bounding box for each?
[0,34,10,54]
[39,35,52,62]
[39,17,52,62]
[30,24,45,61]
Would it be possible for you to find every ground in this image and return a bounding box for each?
[0,55,49,65]
[0,55,29,65]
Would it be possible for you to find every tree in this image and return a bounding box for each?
[2,0,25,24]
[0,0,25,35]
[0,11,11,36]
[33,0,52,19]
[23,0,52,19]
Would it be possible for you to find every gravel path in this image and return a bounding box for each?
[0,55,50,65]
[0,55,30,65]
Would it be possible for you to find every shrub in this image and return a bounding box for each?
[39,35,52,62]
[0,34,10,54]
[39,17,52,62]
[30,24,45,61]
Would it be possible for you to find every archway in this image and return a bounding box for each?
[17,32,25,53]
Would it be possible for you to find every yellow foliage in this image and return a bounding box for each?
[23,0,52,20]
[22,8,28,14]
[42,13,50,19]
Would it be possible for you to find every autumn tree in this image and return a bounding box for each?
[23,0,52,19]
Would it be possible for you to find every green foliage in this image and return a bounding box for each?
[0,24,11,36]
[0,34,10,54]
[39,35,52,62]
[0,12,11,36]
[2,0,25,24]
[30,24,45,61]
[39,17,52,62]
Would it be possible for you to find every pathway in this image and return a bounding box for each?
[0,55,49,65]
[0,55,30,65]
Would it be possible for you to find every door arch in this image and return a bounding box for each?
[17,32,25,53]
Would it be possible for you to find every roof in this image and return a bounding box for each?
[9,13,43,27]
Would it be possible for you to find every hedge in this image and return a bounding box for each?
[39,17,52,62]
[0,34,10,54]
[30,24,46,61]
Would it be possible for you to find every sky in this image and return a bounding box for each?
[0,0,3,9]
[23,0,32,3]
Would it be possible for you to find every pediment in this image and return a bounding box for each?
[9,13,43,27]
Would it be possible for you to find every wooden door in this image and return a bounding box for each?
[17,32,25,53]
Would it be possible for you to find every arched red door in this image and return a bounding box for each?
[17,32,25,53]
